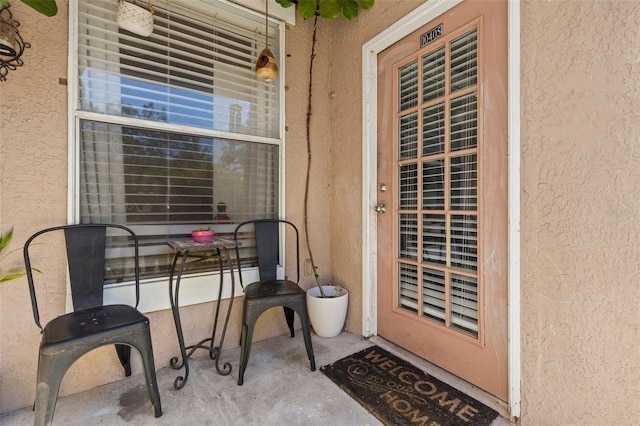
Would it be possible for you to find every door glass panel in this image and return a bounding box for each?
[399,59,419,111]
[450,214,478,272]
[450,93,477,151]
[423,214,446,265]
[450,273,478,335]
[422,268,446,324]
[422,159,445,210]
[399,163,418,210]
[399,263,419,312]
[399,213,418,260]
[399,112,419,160]
[422,103,445,156]
[450,154,477,210]
[450,29,477,93]
[422,47,445,102]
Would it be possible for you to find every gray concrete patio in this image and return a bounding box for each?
[0,332,511,425]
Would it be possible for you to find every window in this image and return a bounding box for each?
[72,0,283,290]
[397,28,480,337]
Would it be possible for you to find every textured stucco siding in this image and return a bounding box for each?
[0,0,320,412]
[520,1,640,424]
[1,0,639,423]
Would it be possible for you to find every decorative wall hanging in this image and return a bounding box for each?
[255,0,278,82]
[117,0,154,37]
[0,3,29,81]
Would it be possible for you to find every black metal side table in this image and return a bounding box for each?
[166,238,238,389]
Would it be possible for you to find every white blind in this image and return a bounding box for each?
[422,102,445,156]
[399,112,418,160]
[77,0,280,138]
[450,93,477,151]
[450,29,477,93]
[398,59,418,111]
[422,47,445,103]
[397,26,480,338]
[399,163,418,210]
[79,121,279,225]
[74,0,283,281]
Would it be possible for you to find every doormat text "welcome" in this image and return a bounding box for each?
[320,346,499,426]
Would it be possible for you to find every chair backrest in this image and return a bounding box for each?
[23,224,140,331]
[233,219,300,287]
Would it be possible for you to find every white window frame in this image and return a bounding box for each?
[67,0,288,313]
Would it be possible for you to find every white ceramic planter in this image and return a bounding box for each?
[306,285,348,338]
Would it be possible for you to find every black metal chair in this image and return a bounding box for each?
[233,219,316,385]
[23,224,162,425]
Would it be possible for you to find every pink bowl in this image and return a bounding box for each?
[192,230,214,243]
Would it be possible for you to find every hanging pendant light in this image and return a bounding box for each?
[255,0,278,82]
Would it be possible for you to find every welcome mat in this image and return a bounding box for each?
[320,346,499,426]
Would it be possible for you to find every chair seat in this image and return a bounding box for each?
[42,305,148,347]
[244,279,305,300]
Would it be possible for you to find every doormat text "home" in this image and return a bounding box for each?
[320,346,499,426]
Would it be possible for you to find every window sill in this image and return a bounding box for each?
[103,266,279,314]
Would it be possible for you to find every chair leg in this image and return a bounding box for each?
[132,336,162,418]
[299,307,316,371]
[34,351,72,426]
[115,344,132,377]
[238,322,255,386]
[284,306,295,337]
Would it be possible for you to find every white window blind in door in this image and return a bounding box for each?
[397,27,480,338]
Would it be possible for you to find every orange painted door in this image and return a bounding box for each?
[376,0,508,400]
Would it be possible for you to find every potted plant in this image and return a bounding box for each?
[306,284,348,337]
[1,227,27,282]
[275,0,373,336]
[191,226,215,244]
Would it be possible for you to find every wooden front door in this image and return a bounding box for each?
[376,0,509,400]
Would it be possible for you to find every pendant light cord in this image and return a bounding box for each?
[265,0,269,49]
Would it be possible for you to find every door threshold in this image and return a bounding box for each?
[368,335,512,423]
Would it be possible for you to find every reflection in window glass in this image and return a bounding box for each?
[75,0,282,280]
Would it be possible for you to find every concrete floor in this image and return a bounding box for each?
[0,332,512,425]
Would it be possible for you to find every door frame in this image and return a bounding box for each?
[360,0,521,419]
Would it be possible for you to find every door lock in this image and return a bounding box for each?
[374,202,386,213]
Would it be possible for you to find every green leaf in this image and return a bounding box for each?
[341,0,359,20]
[358,0,374,9]
[21,0,58,17]
[275,0,295,8]
[319,0,340,20]
[0,271,26,282]
[298,0,318,19]
[275,0,373,20]
[0,228,13,253]
[0,0,9,8]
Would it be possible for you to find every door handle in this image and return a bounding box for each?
[374,202,386,213]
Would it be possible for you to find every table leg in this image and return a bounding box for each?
[211,247,235,375]
[169,250,190,389]
[167,244,238,388]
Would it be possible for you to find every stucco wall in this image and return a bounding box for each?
[328,0,425,343]
[2,0,639,423]
[0,0,326,413]
[520,1,640,424]
[0,0,71,412]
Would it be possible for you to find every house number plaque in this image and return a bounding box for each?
[420,23,442,47]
